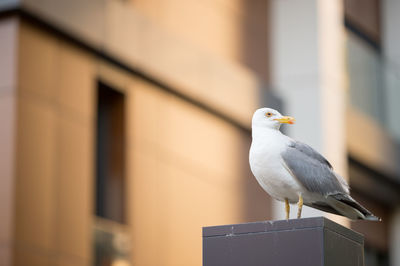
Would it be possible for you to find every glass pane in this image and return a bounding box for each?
[346,31,400,142]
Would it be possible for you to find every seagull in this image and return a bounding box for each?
[249,107,380,221]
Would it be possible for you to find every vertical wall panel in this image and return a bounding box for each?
[14,97,57,254]
[0,17,18,266]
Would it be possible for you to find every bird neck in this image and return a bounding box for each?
[251,126,282,141]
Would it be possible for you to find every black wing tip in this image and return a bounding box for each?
[331,194,381,221]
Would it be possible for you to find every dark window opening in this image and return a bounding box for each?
[344,0,381,50]
[348,157,394,266]
[95,82,126,224]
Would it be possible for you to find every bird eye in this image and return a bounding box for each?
[265,112,273,117]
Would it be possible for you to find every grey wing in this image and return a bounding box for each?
[290,141,332,169]
[281,141,347,196]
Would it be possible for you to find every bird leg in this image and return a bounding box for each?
[285,198,290,220]
[297,194,303,219]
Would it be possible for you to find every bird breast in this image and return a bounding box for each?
[249,131,303,202]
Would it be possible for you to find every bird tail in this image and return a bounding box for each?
[326,194,381,221]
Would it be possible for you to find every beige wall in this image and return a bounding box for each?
[9,17,270,266]
[126,78,270,265]
[131,0,270,79]
[20,0,266,128]
[14,21,95,266]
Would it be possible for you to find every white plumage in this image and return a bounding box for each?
[249,107,379,221]
[250,128,302,202]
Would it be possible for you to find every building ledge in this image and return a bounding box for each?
[0,0,276,131]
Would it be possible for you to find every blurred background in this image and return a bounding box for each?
[0,0,400,265]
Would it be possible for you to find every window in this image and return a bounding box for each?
[95,82,126,223]
[94,82,130,266]
[344,0,381,49]
[348,157,394,266]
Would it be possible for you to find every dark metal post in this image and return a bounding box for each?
[203,217,364,266]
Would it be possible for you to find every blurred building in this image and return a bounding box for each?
[0,0,399,266]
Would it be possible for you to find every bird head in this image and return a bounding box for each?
[252,108,295,130]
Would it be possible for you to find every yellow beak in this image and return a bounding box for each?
[274,116,295,124]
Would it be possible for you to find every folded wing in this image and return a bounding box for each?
[281,141,347,195]
[281,141,379,220]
